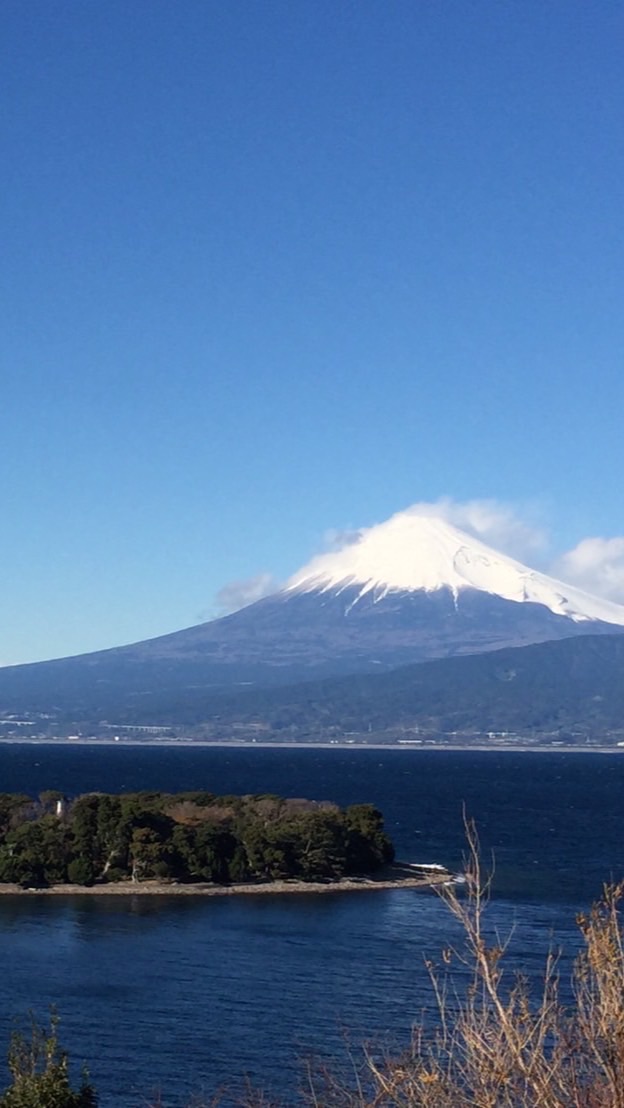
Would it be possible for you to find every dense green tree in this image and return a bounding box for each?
[0,796,33,838]
[294,812,349,879]
[129,826,176,881]
[1,823,49,887]
[345,804,395,872]
[171,824,239,883]
[66,859,95,887]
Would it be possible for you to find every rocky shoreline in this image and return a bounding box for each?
[0,864,452,898]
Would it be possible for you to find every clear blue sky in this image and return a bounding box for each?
[2,0,624,664]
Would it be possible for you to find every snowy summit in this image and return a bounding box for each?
[285,510,624,627]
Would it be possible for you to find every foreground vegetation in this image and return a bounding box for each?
[0,1017,96,1107]
[308,826,624,1108]
[0,790,394,888]
[3,824,624,1105]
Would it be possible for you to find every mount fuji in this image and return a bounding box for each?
[1,509,624,725]
[283,511,624,625]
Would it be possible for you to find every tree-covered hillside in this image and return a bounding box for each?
[106,632,624,742]
[4,633,624,743]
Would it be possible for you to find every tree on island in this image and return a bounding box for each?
[0,791,394,888]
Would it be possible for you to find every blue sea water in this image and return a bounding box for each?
[0,744,622,1105]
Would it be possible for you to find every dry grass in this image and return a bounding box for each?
[296,820,624,1108]
[148,819,624,1107]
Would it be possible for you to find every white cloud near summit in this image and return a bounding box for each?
[403,497,550,564]
[323,498,549,564]
[552,537,624,604]
[215,572,277,614]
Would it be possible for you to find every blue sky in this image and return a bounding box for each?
[2,0,624,664]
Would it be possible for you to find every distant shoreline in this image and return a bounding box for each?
[0,738,622,754]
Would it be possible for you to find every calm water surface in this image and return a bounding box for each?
[0,745,622,1104]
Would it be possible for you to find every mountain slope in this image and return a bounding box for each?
[1,584,621,720]
[1,510,623,724]
[122,633,624,743]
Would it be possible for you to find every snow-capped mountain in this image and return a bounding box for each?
[284,510,624,627]
[1,509,624,725]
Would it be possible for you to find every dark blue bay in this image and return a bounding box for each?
[0,745,622,1105]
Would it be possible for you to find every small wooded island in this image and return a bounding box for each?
[0,789,413,893]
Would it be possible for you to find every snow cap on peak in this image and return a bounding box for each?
[284,508,624,627]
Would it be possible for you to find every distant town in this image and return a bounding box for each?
[2,713,624,750]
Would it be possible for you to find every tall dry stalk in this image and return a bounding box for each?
[154,821,624,1107]
[574,881,624,1107]
[300,820,624,1108]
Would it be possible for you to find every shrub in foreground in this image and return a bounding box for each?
[0,1015,96,1108]
[302,822,624,1108]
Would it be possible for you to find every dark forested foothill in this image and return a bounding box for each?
[0,790,394,888]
